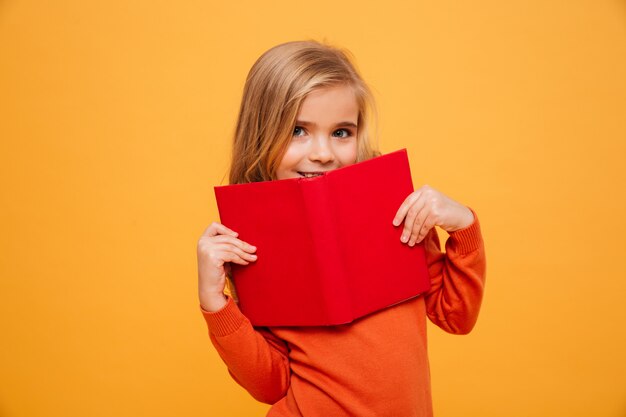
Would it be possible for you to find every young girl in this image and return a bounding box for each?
[197,40,486,417]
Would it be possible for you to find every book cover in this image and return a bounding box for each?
[214,149,431,326]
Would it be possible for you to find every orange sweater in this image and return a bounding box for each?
[201,211,486,416]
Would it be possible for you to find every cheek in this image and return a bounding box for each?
[340,141,358,165]
[276,143,300,179]
[279,144,299,167]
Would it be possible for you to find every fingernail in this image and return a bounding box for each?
[401,234,408,243]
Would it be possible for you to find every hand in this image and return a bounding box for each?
[197,222,257,312]
[392,185,474,246]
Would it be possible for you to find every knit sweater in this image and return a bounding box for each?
[201,211,486,417]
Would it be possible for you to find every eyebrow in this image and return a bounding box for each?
[296,120,358,128]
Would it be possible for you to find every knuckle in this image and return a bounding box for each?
[197,241,210,253]
[205,249,218,261]
[207,252,221,265]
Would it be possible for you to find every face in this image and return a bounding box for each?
[275,84,359,180]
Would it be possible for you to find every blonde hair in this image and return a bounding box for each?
[228,40,380,184]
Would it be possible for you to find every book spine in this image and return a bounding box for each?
[299,177,352,324]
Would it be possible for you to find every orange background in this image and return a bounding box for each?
[1,1,625,416]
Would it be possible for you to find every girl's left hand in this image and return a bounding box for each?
[392,185,475,246]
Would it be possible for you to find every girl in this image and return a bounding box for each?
[197,40,486,417]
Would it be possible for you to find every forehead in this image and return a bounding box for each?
[297,85,359,122]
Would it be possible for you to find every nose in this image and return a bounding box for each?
[308,137,335,164]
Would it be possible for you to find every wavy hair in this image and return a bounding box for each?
[228,40,380,184]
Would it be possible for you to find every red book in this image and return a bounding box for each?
[214,149,431,326]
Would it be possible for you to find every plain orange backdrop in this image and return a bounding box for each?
[1,1,625,416]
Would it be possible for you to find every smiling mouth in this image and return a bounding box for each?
[298,171,326,178]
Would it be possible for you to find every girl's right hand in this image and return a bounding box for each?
[197,222,257,312]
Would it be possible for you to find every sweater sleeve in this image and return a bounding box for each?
[201,297,290,404]
[423,207,486,335]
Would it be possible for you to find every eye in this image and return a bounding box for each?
[332,129,353,138]
[293,126,306,137]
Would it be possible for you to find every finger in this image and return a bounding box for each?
[213,243,258,262]
[407,203,428,246]
[415,213,436,245]
[221,250,252,266]
[212,235,257,253]
[402,197,426,243]
[205,222,239,238]
[393,191,422,227]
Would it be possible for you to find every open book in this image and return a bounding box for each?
[214,149,431,326]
